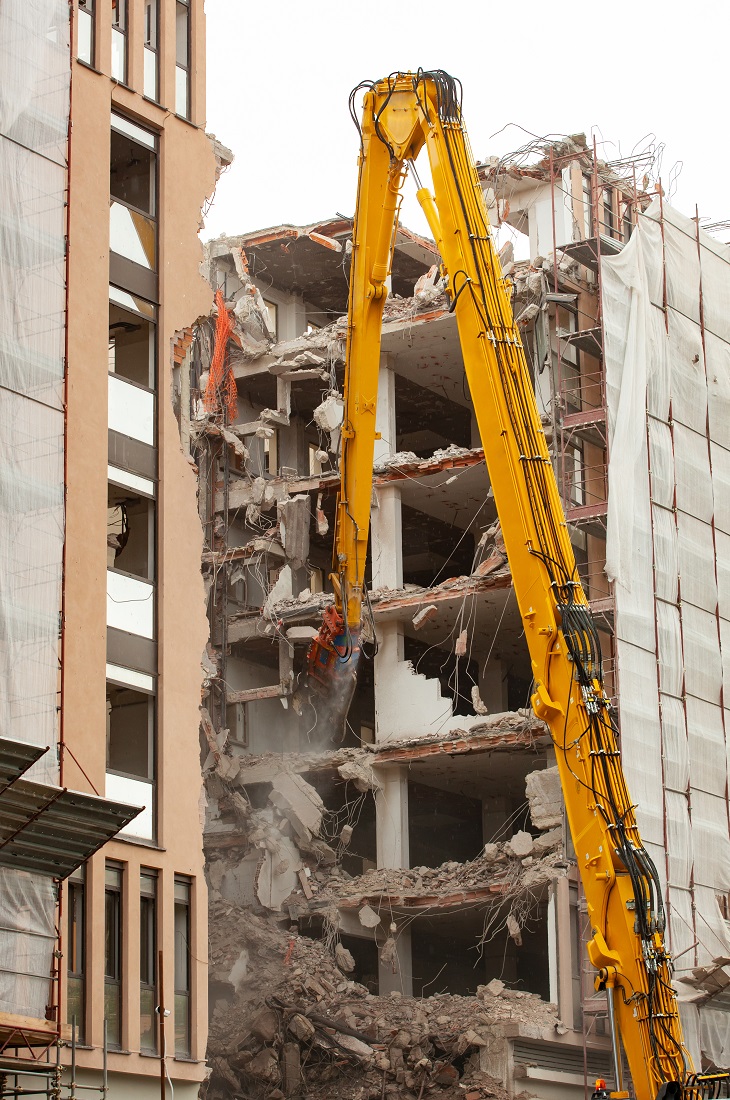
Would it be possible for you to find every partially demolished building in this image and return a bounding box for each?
[180,137,730,1100]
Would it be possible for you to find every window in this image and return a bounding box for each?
[104,864,123,1049]
[262,300,278,339]
[308,442,323,476]
[582,175,593,238]
[231,703,248,748]
[67,869,86,1041]
[143,0,159,100]
[110,116,158,279]
[174,878,191,1056]
[140,872,157,1052]
[107,484,155,580]
[77,0,94,64]
[262,431,277,475]
[111,0,127,82]
[106,684,154,783]
[175,0,190,118]
[109,298,156,389]
[602,187,615,238]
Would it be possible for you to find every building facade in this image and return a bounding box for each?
[0,2,221,1099]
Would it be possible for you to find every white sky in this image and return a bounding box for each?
[204,0,729,246]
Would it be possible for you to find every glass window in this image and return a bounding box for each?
[67,869,85,1042]
[109,300,156,389]
[175,1,190,118]
[602,187,615,238]
[174,878,191,1056]
[140,872,157,1052]
[77,0,94,64]
[107,484,155,580]
[104,864,123,1049]
[111,0,127,82]
[111,129,156,215]
[107,684,154,781]
[143,0,159,100]
[582,175,593,238]
[110,121,157,273]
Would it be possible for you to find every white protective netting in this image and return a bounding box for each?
[0,0,70,1019]
[603,197,730,1069]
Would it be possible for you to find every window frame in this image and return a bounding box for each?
[111,0,128,83]
[139,870,158,1053]
[173,877,192,1057]
[67,869,86,1042]
[77,0,95,66]
[175,0,191,119]
[143,0,159,101]
[104,863,123,1050]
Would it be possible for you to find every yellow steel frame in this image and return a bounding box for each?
[332,71,694,1100]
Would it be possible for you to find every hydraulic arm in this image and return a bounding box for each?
[305,70,729,1100]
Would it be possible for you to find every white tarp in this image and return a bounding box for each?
[603,197,730,1069]
[0,0,70,1022]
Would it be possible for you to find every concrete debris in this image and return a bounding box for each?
[507,831,533,859]
[455,628,468,656]
[313,392,344,451]
[208,897,553,1100]
[474,520,508,577]
[339,824,353,847]
[337,757,377,792]
[302,831,564,910]
[526,765,563,830]
[412,603,438,630]
[269,773,324,843]
[264,564,293,613]
[357,904,381,928]
[278,494,310,569]
[335,943,356,972]
[471,685,489,715]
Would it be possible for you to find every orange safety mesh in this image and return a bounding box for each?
[203,290,238,423]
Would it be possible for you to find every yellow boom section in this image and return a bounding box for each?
[334,71,694,1100]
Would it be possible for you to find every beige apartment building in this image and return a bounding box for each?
[0,2,220,1099]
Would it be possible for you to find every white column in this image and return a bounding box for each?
[374,620,404,742]
[371,484,402,591]
[374,763,409,869]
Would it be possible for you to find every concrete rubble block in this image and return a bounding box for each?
[286,625,319,642]
[335,943,356,972]
[412,604,438,630]
[532,826,562,853]
[287,1013,315,1042]
[525,765,563,830]
[483,978,505,997]
[282,1042,301,1097]
[455,628,468,656]
[358,904,381,929]
[337,758,377,792]
[278,494,310,569]
[247,1046,280,1081]
[313,393,344,433]
[269,773,324,842]
[335,1033,374,1059]
[506,912,522,946]
[251,1007,279,1042]
[339,824,353,847]
[507,830,534,858]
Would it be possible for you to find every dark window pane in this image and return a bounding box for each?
[110,129,156,216]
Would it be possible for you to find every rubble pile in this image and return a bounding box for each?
[304,829,565,909]
[208,897,557,1100]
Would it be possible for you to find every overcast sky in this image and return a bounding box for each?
[204,0,728,246]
